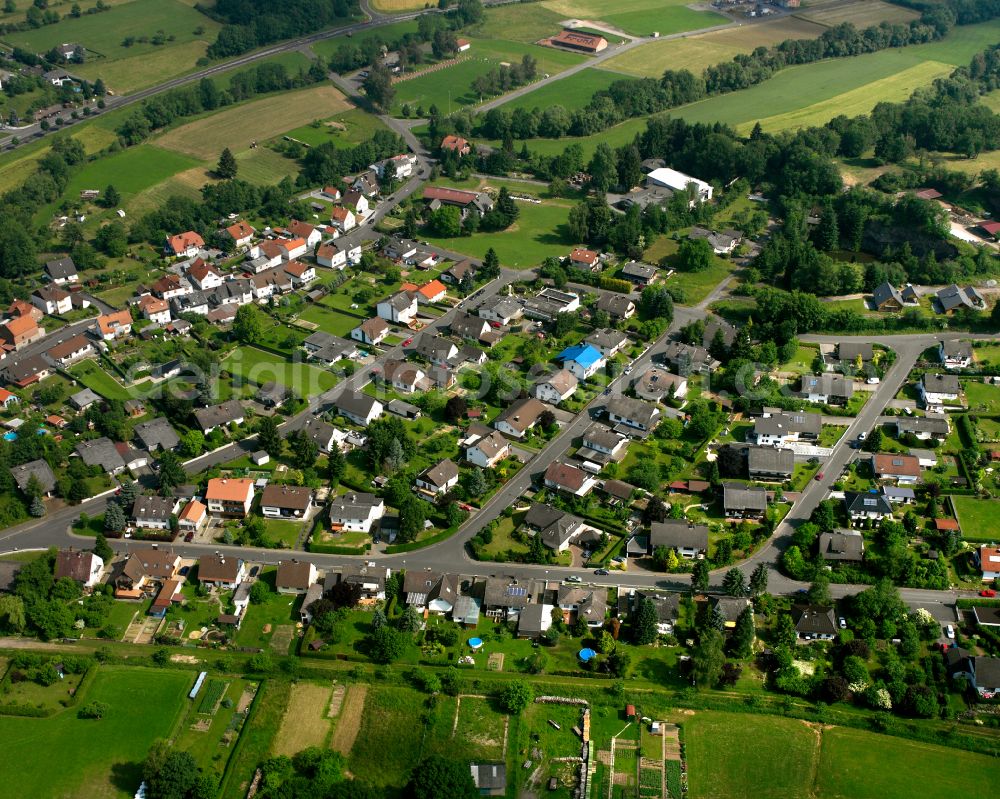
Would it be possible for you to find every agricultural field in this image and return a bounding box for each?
[156,86,353,160]
[220,346,340,397]
[4,0,221,93]
[499,68,622,114]
[601,16,826,77]
[370,0,428,10]
[0,667,190,799]
[234,147,297,186]
[390,38,584,116]
[796,0,919,28]
[469,3,569,44]
[272,681,335,756]
[278,108,390,149]
[540,0,726,37]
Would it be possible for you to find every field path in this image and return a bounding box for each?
[330,684,368,755]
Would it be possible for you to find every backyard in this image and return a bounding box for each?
[220,345,339,398]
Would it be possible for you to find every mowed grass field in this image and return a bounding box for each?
[796,0,919,28]
[0,667,190,799]
[370,0,428,10]
[952,495,1000,541]
[601,17,827,77]
[5,0,220,93]
[156,86,353,160]
[499,68,622,113]
[221,346,340,397]
[61,144,200,202]
[272,682,334,757]
[279,108,390,148]
[540,0,726,37]
[390,38,584,115]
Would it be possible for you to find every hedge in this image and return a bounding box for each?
[308,542,371,555]
[384,526,459,554]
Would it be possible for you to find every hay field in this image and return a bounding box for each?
[797,0,919,28]
[272,682,334,757]
[157,86,352,160]
[601,17,826,77]
[370,0,428,10]
[744,59,954,133]
[329,684,368,755]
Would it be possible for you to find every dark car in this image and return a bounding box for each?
[249,566,260,578]
[594,568,609,576]
[183,532,194,542]
[178,565,190,576]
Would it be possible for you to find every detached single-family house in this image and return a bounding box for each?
[747,446,794,481]
[133,417,180,452]
[377,291,418,325]
[450,312,494,343]
[302,418,339,455]
[440,134,471,155]
[649,520,708,559]
[205,477,255,517]
[794,605,837,641]
[335,391,383,426]
[44,257,78,284]
[197,554,246,590]
[187,260,223,291]
[688,226,741,255]
[543,461,596,497]
[32,285,72,315]
[607,396,660,434]
[871,281,904,311]
[0,316,44,350]
[800,374,853,405]
[415,458,460,496]
[413,333,458,367]
[578,423,627,463]
[442,258,476,286]
[596,293,635,320]
[283,260,317,287]
[178,499,207,532]
[351,317,389,346]
[919,373,960,406]
[10,459,57,497]
[76,437,127,475]
[818,529,865,563]
[114,548,181,593]
[569,248,599,270]
[873,452,921,484]
[275,560,318,594]
[751,411,821,447]
[165,231,205,258]
[45,334,93,366]
[55,549,104,588]
[893,415,949,440]
[621,589,679,635]
[620,261,656,285]
[939,339,973,369]
[585,328,629,359]
[130,496,177,530]
[260,484,313,518]
[524,503,586,552]
[632,367,687,403]
[479,297,522,326]
[328,492,384,533]
[137,295,171,325]
[193,400,245,433]
[493,397,546,439]
[533,369,578,405]
[470,763,505,797]
[464,429,510,468]
[558,585,607,628]
[936,284,985,314]
[844,491,892,526]
[723,483,767,520]
[660,341,717,375]
[979,545,1000,582]
[94,310,133,341]
[223,220,255,248]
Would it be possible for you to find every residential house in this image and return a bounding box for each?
[607,396,661,434]
[893,414,949,440]
[483,576,542,621]
[165,231,205,258]
[1,354,51,387]
[747,446,794,481]
[299,583,324,623]
[440,134,471,155]
[55,549,104,588]
[178,500,207,532]
[525,504,587,552]
[632,367,687,402]
[283,260,317,288]
[260,484,313,518]
[919,373,960,406]
[543,461,596,497]
[475,298,522,330]
[818,530,865,564]
[302,331,358,364]
[377,291,418,325]
[873,452,921,484]
[979,545,1000,582]
[327,492,384,533]
[32,285,72,315]
[335,391,383,426]
[197,555,246,590]
[351,317,390,346]
[596,293,635,320]
[0,388,17,409]
[578,423,627,463]
[450,312,494,343]
[412,279,446,304]
[585,328,629,359]
[558,585,606,628]
[620,261,657,285]
[69,387,101,411]
[649,520,708,559]
[751,411,821,447]
[372,152,417,180]
[800,374,853,405]
[493,397,546,439]
[413,333,458,367]
[136,295,171,325]
[321,186,342,201]
[517,603,552,640]
[342,190,369,217]
[76,437,127,475]
[712,596,751,631]
[837,341,873,365]
[464,428,510,468]
[133,417,179,452]
[844,491,893,526]
[7,299,43,323]
[403,569,442,608]
[569,248,599,270]
[302,418,339,454]
[415,459,460,496]
[187,260,223,291]
[223,220,255,248]
[130,496,177,530]
[936,284,985,313]
[44,256,78,284]
[205,477,255,517]
[0,316,44,350]
[44,334,93,366]
[688,226,741,254]
[114,549,181,593]
[621,589,679,635]
[557,343,605,381]
[10,459,56,497]
[533,368,579,405]
[723,483,768,520]
[659,341,716,375]
[883,485,917,504]
[794,605,837,640]
[275,560,318,594]
[940,339,973,369]
[193,400,245,433]
[317,239,348,268]
[94,310,133,341]
[442,259,476,285]
[287,219,322,248]
[152,274,191,300]
[336,565,388,603]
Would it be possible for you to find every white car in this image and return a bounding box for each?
[866,377,880,384]
[945,624,955,640]
[857,431,867,442]
[839,617,847,629]
[623,366,633,375]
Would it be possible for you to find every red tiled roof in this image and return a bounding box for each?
[423,186,478,205]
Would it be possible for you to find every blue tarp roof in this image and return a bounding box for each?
[558,343,603,368]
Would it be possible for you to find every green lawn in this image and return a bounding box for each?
[540,0,726,37]
[235,572,303,650]
[67,359,136,400]
[962,379,1000,414]
[0,666,190,799]
[311,19,420,59]
[481,66,622,114]
[279,108,390,149]
[262,517,307,548]
[297,304,361,338]
[221,346,339,398]
[643,236,734,304]
[779,344,821,375]
[952,495,1000,542]
[347,685,429,785]
[424,194,576,267]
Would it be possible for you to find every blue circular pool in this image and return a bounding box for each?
[468,637,484,649]
[578,648,596,662]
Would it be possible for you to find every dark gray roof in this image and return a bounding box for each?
[974,656,1000,688]
[794,605,837,635]
[328,492,382,520]
[450,312,489,339]
[628,590,679,623]
[0,561,21,593]
[524,502,566,531]
[45,256,77,280]
[130,496,176,523]
[133,417,180,452]
[753,411,822,438]
[844,491,892,516]
[596,293,635,317]
[303,417,336,449]
[800,374,854,399]
[517,603,547,635]
[872,281,903,308]
[470,763,506,792]
[650,520,708,551]
[922,373,960,394]
[818,530,865,561]
[70,388,102,409]
[723,483,768,512]
[621,262,656,280]
[10,458,56,494]
[747,446,793,476]
[894,416,950,436]
[607,395,660,427]
[713,596,751,623]
[193,400,244,431]
[75,437,126,473]
[940,339,973,360]
[420,458,459,489]
[336,390,381,420]
[838,342,873,361]
[483,576,538,609]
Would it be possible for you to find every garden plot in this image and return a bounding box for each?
[452,695,508,761]
[272,681,335,756]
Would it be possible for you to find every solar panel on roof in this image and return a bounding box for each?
[892,459,903,466]
[506,586,526,597]
[864,498,876,506]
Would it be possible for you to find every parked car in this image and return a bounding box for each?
[623,366,633,375]
[402,337,413,346]
[183,532,193,542]
[945,624,956,639]
[814,472,824,481]
[839,617,847,629]
[857,431,867,442]
[594,568,609,575]
[565,575,582,583]
[980,589,997,597]
[866,377,880,384]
